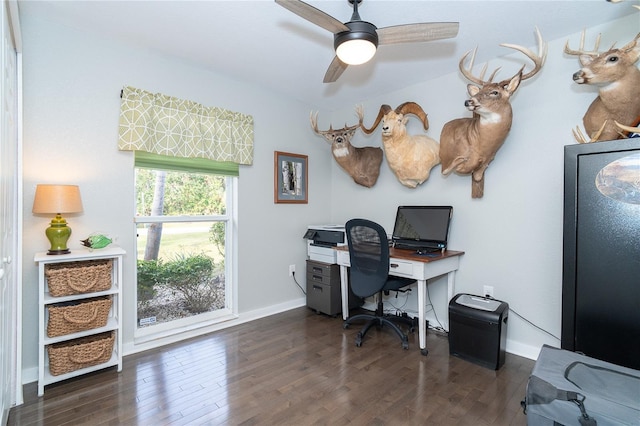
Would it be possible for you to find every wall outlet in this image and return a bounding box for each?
[483,285,494,298]
[289,264,296,277]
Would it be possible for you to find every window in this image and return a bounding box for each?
[118,87,251,341]
[134,167,235,339]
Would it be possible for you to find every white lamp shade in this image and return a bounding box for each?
[336,39,377,65]
[32,184,84,214]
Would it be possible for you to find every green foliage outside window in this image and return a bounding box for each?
[137,253,223,315]
[137,259,161,305]
[135,169,226,216]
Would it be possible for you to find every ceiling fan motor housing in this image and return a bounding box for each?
[334,20,379,51]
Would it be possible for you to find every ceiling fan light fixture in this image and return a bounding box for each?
[334,21,378,65]
[336,39,376,65]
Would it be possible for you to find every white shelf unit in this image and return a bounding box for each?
[35,246,125,396]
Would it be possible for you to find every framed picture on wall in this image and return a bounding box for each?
[274,151,308,204]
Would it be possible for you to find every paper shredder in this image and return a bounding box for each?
[448,293,509,370]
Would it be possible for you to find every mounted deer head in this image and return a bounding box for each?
[440,27,546,198]
[565,31,640,143]
[310,112,383,188]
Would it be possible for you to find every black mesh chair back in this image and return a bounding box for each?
[346,219,390,299]
[344,218,416,349]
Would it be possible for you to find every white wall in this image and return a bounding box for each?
[328,14,639,359]
[18,10,638,382]
[20,16,334,381]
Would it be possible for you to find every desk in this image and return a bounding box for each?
[335,246,464,355]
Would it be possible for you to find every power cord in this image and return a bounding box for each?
[509,306,560,341]
[425,279,447,333]
[383,286,448,334]
[484,295,560,341]
[292,271,306,295]
[384,289,411,314]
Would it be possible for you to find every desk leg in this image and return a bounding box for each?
[445,270,456,332]
[340,265,349,321]
[418,279,428,356]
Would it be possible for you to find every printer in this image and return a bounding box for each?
[303,225,346,264]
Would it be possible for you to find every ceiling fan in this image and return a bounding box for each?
[275,0,459,83]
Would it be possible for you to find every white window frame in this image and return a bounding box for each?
[133,176,238,344]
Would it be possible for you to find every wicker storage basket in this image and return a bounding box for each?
[45,259,113,297]
[47,296,112,337]
[47,331,115,376]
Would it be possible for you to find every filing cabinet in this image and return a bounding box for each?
[306,260,360,316]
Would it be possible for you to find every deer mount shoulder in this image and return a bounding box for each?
[439,27,547,198]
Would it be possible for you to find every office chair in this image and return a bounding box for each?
[343,218,417,349]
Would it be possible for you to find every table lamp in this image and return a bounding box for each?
[32,184,83,255]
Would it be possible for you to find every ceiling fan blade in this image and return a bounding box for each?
[275,0,349,34]
[377,22,459,45]
[323,56,349,83]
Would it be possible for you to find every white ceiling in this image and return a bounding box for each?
[17,0,640,110]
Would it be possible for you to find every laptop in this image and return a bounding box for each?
[391,206,453,253]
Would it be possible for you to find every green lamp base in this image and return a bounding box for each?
[46,214,72,255]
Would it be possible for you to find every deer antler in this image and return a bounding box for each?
[572,121,608,144]
[621,32,640,52]
[310,111,358,138]
[564,30,603,56]
[310,111,332,138]
[564,31,640,62]
[500,26,547,81]
[615,120,640,134]
[459,48,498,86]
[460,27,546,85]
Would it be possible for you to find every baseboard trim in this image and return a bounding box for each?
[506,339,544,361]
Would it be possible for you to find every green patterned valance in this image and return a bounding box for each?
[118,86,254,165]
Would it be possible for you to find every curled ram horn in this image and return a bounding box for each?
[395,102,430,131]
[358,104,392,134]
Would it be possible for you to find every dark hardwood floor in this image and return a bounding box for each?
[9,307,535,425]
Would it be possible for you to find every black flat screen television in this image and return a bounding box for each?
[391,206,453,252]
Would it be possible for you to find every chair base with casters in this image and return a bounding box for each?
[343,288,417,350]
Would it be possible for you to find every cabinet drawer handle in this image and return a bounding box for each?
[390,263,399,268]
[313,275,323,282]
[312,267,323,273]
[313,285,323,292]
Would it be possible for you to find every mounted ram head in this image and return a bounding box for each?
[357,102,439,188]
